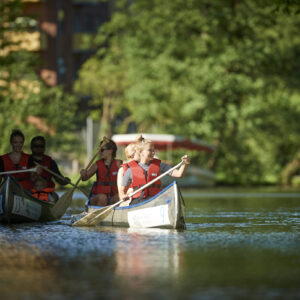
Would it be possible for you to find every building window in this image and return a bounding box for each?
[73,3,110,33]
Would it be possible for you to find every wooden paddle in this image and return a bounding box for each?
[0,167,38,175]
[50,137,110,220]
[72,160,184,226]
[34,162,90,197]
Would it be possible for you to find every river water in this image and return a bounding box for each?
[1,188,300,300]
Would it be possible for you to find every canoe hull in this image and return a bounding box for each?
[0,176,62,223]
[85,181,186,229]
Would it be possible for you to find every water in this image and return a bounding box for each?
[1,189,300,300]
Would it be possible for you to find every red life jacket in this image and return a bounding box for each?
[35,155,55,188]
[92,159,119,196]
[31,188,55,202]
[129,158,162,199]
[1,152,32,190]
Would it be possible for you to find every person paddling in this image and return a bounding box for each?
[119,136,191,204]
[0,129,32,190]
[28,136,70,186]
[80,138,122,206]
[28,135,70,202]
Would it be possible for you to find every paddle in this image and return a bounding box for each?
[0,167,38,175]
[72,160,184,226]
[50,137,110,219]
[34,162,90,197]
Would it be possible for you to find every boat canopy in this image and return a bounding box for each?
[112,134,216,153]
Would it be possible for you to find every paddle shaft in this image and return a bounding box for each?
[35,162,73,185]
[34,162,90,197]
[127,160,184,199]
[0,167,37,175]
[51,137,111,219]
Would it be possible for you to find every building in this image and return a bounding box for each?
[22,0,111,91]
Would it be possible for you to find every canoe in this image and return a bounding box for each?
[79,181,186,229]
[0,175,69,223]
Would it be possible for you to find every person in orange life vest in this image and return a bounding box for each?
[117,136,143,198]
[80,138,123,206]
[31,176,56,202]
[119,137,191,204]
[28,136,70,191]
[0,129,32,190]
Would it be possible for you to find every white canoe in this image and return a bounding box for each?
[73,181,186,229]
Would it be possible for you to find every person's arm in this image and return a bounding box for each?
[119,168,132,200]
[27,156,35,168]
[119,185,128,201]
[117,166,125,195]
[116,159,123,168]
[51,159,71,185]
[80,163,97,181]
[170,155,191,178]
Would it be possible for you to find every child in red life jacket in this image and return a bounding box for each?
[80,138,123,206]
[31,177,56,203]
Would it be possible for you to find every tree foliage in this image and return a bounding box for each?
[74,18,128,137]
[76,0,300,185]
[0,0,80,158]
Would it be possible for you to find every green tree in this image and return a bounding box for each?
[74,11,129,138]
[0,0,80,159]
[74,49,127,138]
[75,0,300,185]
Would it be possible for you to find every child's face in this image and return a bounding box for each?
[35,180,46,191]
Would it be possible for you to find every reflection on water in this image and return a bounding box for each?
[0,242,59,297]
[114,228,182,278]
[0,190,300,299]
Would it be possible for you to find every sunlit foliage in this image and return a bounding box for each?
[77,0,300,184]
[0,0,80,157]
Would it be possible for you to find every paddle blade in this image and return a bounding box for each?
[77,186,90,198]
[87,200,123,226]
[50,188,74,219]
[87,207,114,226]
[101,136,110,145]
[72,207,108,226]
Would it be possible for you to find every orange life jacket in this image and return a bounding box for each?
[34,155,55,188]
[92,159,119,196]
[129,158,162,199]
[1,152,32,190]
[31,188,55,202]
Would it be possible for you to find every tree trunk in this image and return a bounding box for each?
[281,150,300,186]
[100,97,112,138]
